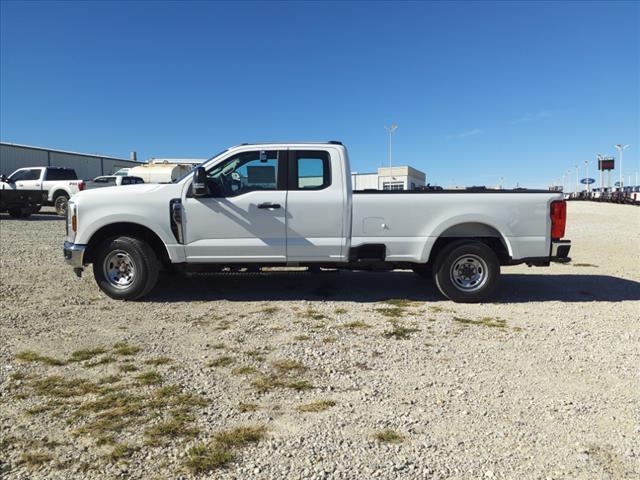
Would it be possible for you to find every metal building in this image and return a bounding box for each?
[351,165,426,190]
[0,142,140,180]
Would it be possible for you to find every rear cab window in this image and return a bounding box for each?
[45,168,77,181]
[290,151,331,190]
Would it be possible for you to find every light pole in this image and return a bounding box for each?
[614,144,630,189]
[384,124,398,174]
[584,160,591,192]
[575,165,579,193]
[567,169,572,193]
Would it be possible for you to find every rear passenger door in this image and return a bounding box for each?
[285,150,347,261]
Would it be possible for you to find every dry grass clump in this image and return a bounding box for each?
[18,451,53,467]
[144,356,172,366]
[208,356,235,368]
[184,425,266,474]
[453,316,506,328]
[10,346,208,470]
[296,400,336,412]
[109,443,138,461]
[112,342,141,356]
[382,322,419,340]
[135,370,163,386]
[238,402,259,413]
[373,429,403,443]
[15,350,66,366]
[299,308,326,320]
[69,347,107,362]
[231,366,257,376]
[340,320,370,330]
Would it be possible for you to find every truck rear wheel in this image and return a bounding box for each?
[93,236,160,300]
[433,241,500,303]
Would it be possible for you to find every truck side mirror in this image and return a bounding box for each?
[0,175,7,183]
[192,167,208,197]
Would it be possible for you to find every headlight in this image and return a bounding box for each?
[67,201,77,242]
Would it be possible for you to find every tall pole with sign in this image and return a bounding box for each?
[615,144,630,189]
[597,155,603,192]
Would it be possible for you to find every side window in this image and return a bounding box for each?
[46,169,77,181]
[10,169,41,181]
[292,151,330,190]
[206,150,280,197]
[8,170,29,182]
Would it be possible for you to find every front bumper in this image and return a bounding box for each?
[550,239,571,263]
[64,241,87,269]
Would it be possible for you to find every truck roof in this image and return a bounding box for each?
[233,141,343,147]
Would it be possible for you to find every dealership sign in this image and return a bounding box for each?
[580,178,595,185]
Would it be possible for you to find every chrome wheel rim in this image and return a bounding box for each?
[55,196,68,215]
[103,250,136,289]
[450,254,488,292]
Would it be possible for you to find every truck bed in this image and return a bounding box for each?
[351,190,560,262]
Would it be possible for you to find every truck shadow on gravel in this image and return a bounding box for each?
[0,212,63,221]
[148,272,640,304]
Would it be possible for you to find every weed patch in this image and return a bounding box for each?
[296,400,335,412]
[373,429,403,443]
[184,425,266,474]
[135,371,163,386]
[340,320,370,330]
[112,342,140,356]
[383,323,419,340]
[453,316,506,328]
[208,356,235,368]
[16,350,66,366]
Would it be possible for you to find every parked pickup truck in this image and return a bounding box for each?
[84,175,145,190]
[63,142,571,303]
[2,167,84,215]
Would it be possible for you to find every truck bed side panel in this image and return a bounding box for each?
[351,192,560,262]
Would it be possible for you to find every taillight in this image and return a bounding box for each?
[550,200,566,239]
[78,181,85,191]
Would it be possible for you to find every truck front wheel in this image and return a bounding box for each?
[93,236,160,300]
[433,241,500,303]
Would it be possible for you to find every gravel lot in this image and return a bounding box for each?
[1,201,639,480]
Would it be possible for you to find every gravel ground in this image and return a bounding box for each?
[1,201,638,480]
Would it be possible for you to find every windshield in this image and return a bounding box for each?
[175,148,229,183]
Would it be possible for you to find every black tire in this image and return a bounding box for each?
[93,236,160,300]
[8,207,30,218]
[53,193,69,216]
[433,241,500,303]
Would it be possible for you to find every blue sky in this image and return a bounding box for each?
[1,0,638,187]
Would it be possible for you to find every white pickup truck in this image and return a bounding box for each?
[63,142,571,303]
[2,166,84,215]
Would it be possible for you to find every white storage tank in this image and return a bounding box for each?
[128,162,193,183]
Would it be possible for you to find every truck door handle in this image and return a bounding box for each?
[257,202,281,209]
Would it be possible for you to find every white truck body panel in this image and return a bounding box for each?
[67,143,563,268]
[352,192,554,261]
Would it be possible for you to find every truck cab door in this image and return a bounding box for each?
[182,150,288,263]
[285,149,348,262]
